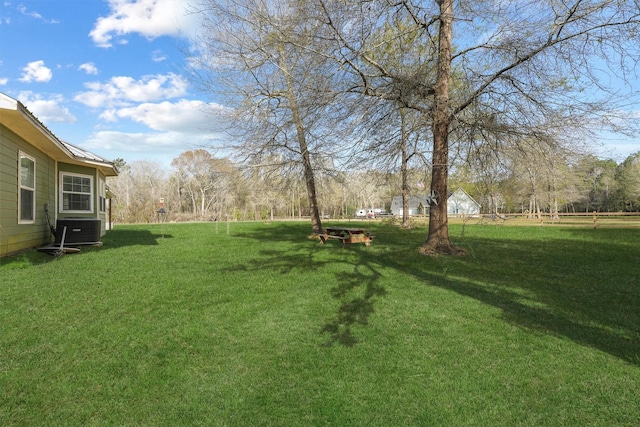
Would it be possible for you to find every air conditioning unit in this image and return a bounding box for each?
[55,218,101,245]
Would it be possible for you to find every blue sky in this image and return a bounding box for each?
[0,0,225,168]
[0,0,638,170]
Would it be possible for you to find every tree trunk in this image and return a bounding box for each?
[191,192,197,216]
[200,188,206,220]
[281,55,323,235]
[400,109,411,229]
[550,168,559,220]
[420,0,464,256]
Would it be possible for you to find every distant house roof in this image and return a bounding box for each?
[391,189,481,216]
[391,195,433,215]
[0,92,118,177]
[447,188,481,215]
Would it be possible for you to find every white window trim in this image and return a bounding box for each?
[60,172,94,214]
[98,176,106,213]
[18,151,36,224]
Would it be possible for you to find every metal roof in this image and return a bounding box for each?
[61,140,110,163]
[1,92,118,176]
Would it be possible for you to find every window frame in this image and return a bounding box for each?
[98,176,106,213]
[60,172,94,214]
[18,151,36,224]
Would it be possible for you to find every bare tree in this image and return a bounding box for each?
[616,152,640,211]
[318,0,640,254]
[190,0,350,234]
[108,160,168,223]
[171,149,231,220]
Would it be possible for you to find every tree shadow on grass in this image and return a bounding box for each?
[231,222,388,347]
[378,226,640,366]
[319,264,387,347]
[407,262,638,364]
[225,222,640,362]
[101,228,173,249]
[223,246,388,347]
[316,224,640,360]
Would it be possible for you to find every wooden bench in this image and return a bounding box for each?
[318,233,349,244]
[319,227,373,248]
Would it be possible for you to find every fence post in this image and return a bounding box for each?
[593,211,597,229]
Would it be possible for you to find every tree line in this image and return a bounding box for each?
[106,149,640,224]
[105,1,640,255]
[181,0,640,255]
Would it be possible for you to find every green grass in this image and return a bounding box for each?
[1,221,639,426]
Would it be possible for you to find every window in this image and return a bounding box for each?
[98,177,106,212]
[19,152,36,223]
[61,173,93,213]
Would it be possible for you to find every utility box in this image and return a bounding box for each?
[55,218,101,245]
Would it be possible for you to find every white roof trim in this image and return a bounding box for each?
[1,92,117,175]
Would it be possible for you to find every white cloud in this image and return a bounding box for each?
[81,128,224,166]
[100,99,224,132]
[79,62,99,75]
[81,101,228,165]
[18,5,41,19]
[0,77,7,85]
[89,0,200,48]
[19,60,53,83]
[17,91,76,123]
[84,130,182,152]
[152,49,167,62]
[74,72,188,108]
[17,5,59,24]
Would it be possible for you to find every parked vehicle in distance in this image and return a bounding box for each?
[355,208,390,218]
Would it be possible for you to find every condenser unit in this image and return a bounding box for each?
[55,218,101,245]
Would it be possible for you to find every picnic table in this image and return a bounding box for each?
[319,227,373,248]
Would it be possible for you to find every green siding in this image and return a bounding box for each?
[1,124,56,256]
[58,163,106,235]
[58,162,96,219]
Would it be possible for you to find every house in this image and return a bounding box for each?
[390,188,481,217]
[390,195,432,216]
[447,188,481,216]
[1,93,118,257]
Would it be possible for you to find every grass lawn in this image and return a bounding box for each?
[1,220,639,425]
